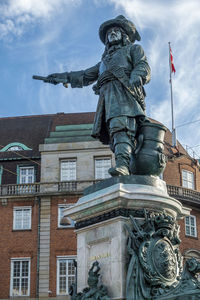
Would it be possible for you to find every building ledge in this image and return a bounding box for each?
[0,181,200,207]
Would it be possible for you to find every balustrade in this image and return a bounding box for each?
[0,182,200,203]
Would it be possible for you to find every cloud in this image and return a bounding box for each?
[1,0,200,157]
[109,0,200,156]
[0,0,81,40]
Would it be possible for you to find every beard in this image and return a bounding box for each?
[108,38,122,46]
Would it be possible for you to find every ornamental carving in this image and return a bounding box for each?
[153,238,177,281]
[125,210,200,299]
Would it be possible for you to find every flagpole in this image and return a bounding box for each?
[168,41,176,147]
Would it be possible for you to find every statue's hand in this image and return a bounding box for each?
[129,75,142,88]
[46,72,70,86]
[46,73,60,85]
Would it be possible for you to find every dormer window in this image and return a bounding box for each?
[0,142,32,152]
[7,146,23,151]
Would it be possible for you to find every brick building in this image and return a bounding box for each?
[0,112,199,299]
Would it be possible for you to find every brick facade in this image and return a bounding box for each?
[0,198,39,298]
[164,156,200,190]
[179,208,200,254]
[0,113,199,299]
[49,195,78,297]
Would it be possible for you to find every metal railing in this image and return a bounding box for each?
[0,181,200,202]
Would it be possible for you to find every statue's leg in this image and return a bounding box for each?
[108,131,134,176]
[108,117,137,176]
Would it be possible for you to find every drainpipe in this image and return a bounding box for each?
[36,196,41,299]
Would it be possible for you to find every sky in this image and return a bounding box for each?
[0,0,200,158]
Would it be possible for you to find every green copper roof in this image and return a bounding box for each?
[55,124,93,131]
[45,123,95,144]
[49,129,92,138]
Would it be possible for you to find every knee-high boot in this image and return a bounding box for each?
[108,143,132,176]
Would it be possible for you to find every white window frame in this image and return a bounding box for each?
[56,256,76,295]
[58,204,75,228]
[185,215,197,237]
[95,157,111,180]
[182,169,194,189]
[19,166,35,184]
[60,159,77,181]
[10,257,31,297]
[13,206,32,230]
[0,165,3,184]
[8,146,23,151]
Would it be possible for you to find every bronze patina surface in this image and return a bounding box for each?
[33,15,153,176]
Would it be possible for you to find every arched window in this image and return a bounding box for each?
[8,146,23,151]
[184,249,200,282]
[184,249,200,260]
[0,142,32,152]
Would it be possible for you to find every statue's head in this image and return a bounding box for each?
[99,15,141,45]
[106,26,122,45]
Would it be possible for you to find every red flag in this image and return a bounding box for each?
[170,46,176,74]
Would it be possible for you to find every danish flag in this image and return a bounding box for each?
[169,46,176,74]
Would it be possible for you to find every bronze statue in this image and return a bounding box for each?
[69,261,110,300]
[125,211,200,300]
[33,15,151,176]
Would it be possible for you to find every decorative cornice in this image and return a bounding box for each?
[75,208,145,229]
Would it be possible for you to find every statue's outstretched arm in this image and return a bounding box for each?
[46,62,100,89]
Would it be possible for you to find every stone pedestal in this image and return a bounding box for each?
[76,217,128,299]
[63,176,190,300]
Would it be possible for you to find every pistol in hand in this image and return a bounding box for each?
[32,74,69,88]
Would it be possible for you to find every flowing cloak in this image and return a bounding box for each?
[67,43,151,144]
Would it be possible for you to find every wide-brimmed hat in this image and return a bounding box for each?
[99,15,141,44]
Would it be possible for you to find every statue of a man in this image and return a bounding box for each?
[47,15,151,176]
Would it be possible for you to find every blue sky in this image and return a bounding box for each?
[1,0,200,158]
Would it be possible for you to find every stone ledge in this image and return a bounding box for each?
[64,181,190,225]
[84,175,167,196]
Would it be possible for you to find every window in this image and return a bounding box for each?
[0,165,3,184]
[60,160,76,181]
[13,207,32,230]
[0,142,32,152]
[185,215,197,237]
[182,170,194,189]
[8,146,23,151]
[57,257,76,295]
[184,249,200,260]
[95,158,111,179]
[58,205,75,228]
[10,258,30,296]
[18,166,35,184]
